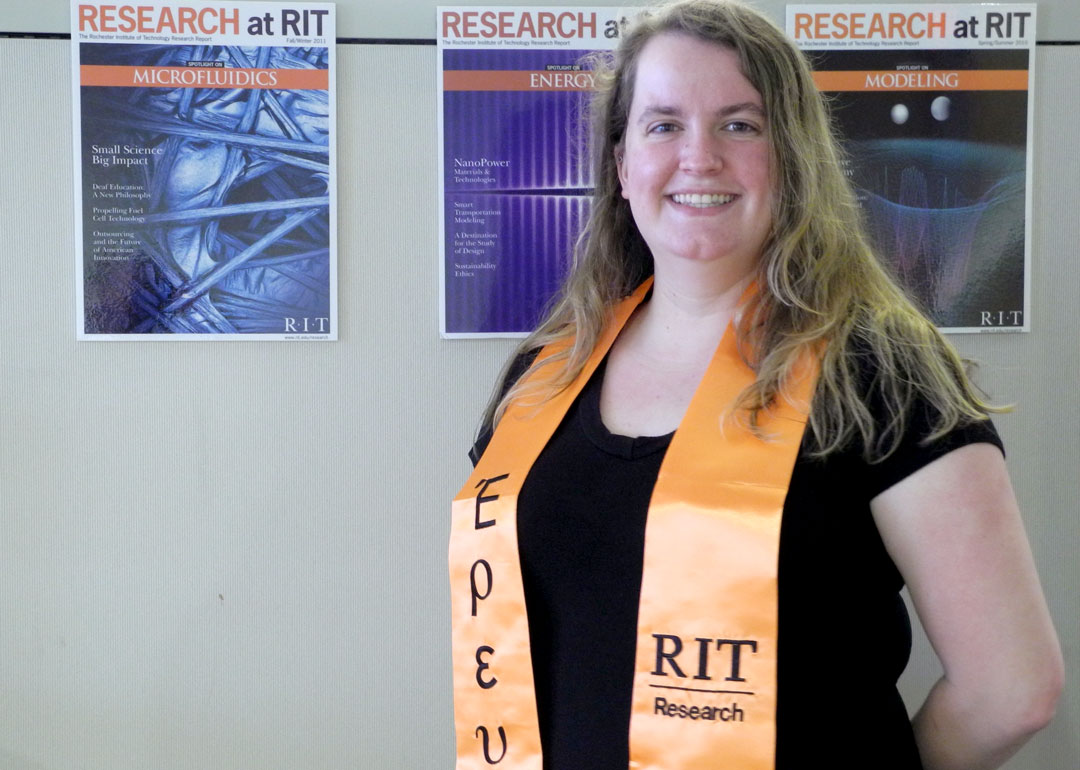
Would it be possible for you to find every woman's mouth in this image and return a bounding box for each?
[670,193,737,208]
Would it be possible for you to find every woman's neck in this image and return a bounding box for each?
[599,263,754,437]
[634,260,755,360]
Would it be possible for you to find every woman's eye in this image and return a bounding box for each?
[724,120,760,134]
[648,122,678,134]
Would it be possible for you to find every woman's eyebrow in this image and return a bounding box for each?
[635,105,681,124]
[635,101,765,124]
[717,102,766,119]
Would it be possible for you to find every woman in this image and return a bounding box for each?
[449,2,1062,769]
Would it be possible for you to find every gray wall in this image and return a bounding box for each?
[1,2,1077,769]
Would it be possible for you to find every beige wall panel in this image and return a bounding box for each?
[0,34,1076,770]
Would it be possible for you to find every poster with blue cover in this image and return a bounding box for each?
[787,3,1036,333]
[71,0,336,340]
[438,6,629,337]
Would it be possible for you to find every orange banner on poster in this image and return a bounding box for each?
[80,65,328,90]
[443,69,597,92]
[812,69,1028,92]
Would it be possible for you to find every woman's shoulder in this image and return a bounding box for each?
[824,335,1003,496]
[469,347,542,466]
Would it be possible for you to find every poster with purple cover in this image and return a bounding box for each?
[438,6,627,337]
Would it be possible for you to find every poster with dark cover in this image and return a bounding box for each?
[71,0,336,340]
[787,4,1036,332]
[438,6,627,338]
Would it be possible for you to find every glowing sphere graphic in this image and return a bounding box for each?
[891,103,910,124]
[931,96,952,121]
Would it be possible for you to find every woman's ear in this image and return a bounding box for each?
[615,146,628,199]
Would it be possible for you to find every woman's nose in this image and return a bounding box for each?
[679,129,723,173]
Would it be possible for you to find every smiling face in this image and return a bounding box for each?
[616,33,774,279]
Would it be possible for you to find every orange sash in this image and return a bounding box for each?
[450,280,817,769]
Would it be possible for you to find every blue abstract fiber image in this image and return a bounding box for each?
[79,43,331,335]
[816,48,1028,328]
[851,138,1025,327]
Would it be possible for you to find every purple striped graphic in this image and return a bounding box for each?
[443,49,598,333]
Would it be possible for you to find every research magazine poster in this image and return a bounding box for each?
[787,4,1035,332]
[438,6,630,338]
[71,1,337,340]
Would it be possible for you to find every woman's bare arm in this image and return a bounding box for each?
[871,443,1063,770]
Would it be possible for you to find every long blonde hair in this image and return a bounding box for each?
[483,0,997,460]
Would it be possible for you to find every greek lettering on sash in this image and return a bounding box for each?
[474,474,508,529]
[475,645,497,689]
[470,559,492,617]
[475,725,508,764]
[468,475,512,763]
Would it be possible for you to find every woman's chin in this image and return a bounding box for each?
[652,243,762,274]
